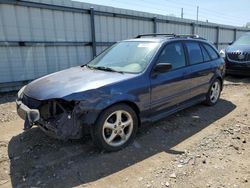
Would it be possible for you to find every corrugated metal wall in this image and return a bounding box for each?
[0,0,249,91]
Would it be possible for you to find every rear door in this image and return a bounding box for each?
[184,41,214,98]
[150,41,193,116]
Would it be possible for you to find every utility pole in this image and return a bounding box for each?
[181,8,183,19]
[196,6,199,23]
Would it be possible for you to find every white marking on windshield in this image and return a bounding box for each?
[137,43,158,49]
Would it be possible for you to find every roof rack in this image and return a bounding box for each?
[135,33,176,38]
[135,33,206,40]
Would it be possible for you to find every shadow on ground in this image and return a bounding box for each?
[8,99,236,187]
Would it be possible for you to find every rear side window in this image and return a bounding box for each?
[185,42,203,64]
[157,42,186,69]
[200,45,211,62]
[203,43,219,60]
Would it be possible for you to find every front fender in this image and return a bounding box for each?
[63,90,140,126]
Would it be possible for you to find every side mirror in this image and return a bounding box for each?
[153,63,172,74]
[229,41,234,45]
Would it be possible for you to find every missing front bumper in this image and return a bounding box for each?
[16,98,83,140]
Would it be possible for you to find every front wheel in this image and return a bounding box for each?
[91,104,138,152]
[204,79,222,106]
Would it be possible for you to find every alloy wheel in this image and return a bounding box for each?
[210,81,221,103]
[102,110,134,147]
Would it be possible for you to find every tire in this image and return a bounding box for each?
[91,104,138,152]
[204,79,222,106]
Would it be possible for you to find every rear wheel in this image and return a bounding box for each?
[91,104,138,151]
[204,79,221,106]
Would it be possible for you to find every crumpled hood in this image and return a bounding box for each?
[24,66,136,100]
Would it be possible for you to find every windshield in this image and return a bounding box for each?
[233,34,250,45]
[87,41,160,74]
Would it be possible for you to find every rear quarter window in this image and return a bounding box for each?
[203,43,219,60]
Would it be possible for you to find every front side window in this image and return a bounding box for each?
[185,42,203,64]
[87,41,160,73]
[157,42,186,69]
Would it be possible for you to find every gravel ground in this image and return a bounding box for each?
[0,92,17,124]
[0,76,250,188]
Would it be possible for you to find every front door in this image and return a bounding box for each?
[150,42,193,116]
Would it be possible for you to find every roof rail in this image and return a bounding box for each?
[135,33,176,38]
[135,33,206,40]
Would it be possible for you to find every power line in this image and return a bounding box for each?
[99,0,245,26]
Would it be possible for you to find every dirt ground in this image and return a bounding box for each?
[0,76,250,188]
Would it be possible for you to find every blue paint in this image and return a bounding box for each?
[22,37,225,125]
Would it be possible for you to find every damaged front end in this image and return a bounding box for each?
[37,99,84,140]
[16,89,86,140]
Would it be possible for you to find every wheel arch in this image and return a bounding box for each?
[210,73,224,91]
[215,76,223,90]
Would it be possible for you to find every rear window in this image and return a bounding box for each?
[185,42,203,64]
[203,43,219,60]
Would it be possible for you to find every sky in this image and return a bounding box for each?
[73,0,250,27]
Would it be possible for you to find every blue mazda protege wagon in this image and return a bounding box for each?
[16,34,225,151]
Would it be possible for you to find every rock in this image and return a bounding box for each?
[36,181,41,185]
[138,177,143,181]
[165,181,170,187]
[0,180,9,185]
[183,157,192,164]
[22,176,26,182]
[170,173,176,178]
[191,156,196,165]
[229,144,239,150]
[202,159,206,164]
[177,164,183,168]
[242,139,246,143]
[146,183,152,188]
[234,128,241,132]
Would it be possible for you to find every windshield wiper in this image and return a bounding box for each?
[89,66,124,74]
